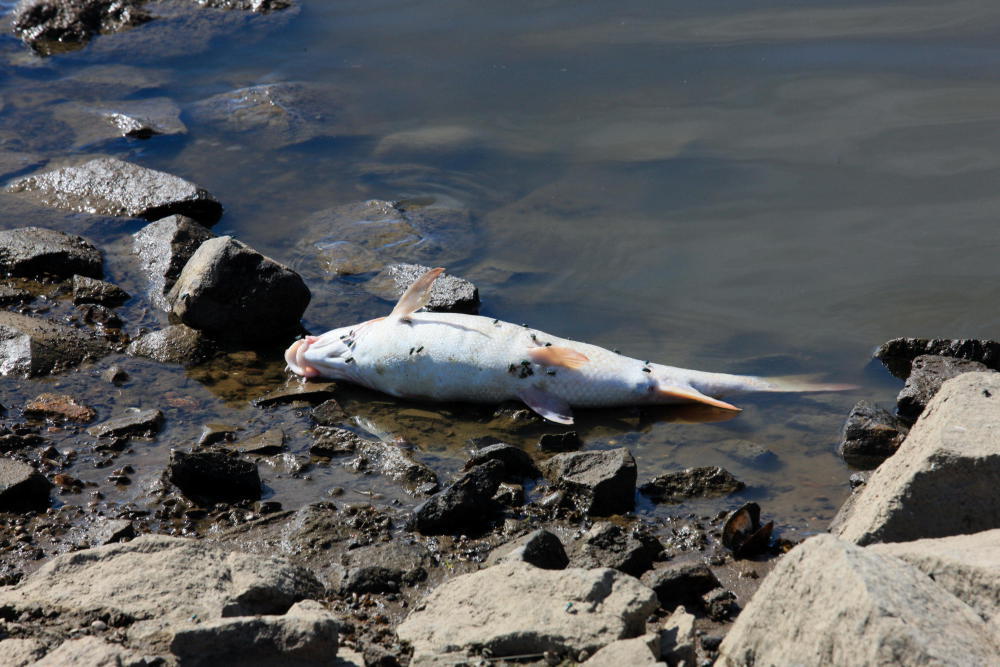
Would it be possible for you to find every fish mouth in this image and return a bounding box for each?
[284,337,320,378]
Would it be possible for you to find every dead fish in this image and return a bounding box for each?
[285,267,854,424]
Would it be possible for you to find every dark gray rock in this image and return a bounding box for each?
[367,263,479,314]
[310,399,348,426]
[411,460,504,535]
[839,401,909,469]
[897,355,991,420]
[641,561,721,612]
[0,458,51,511]
[0,227,102,279]
[486,529,569,570]
[639,466,745,504]
[0,311,111,377]
[314,427,438,493]
[76,302,122,328]
[0,286,32,306]
[127,324,217,366]
[87,408,163,438]
[464,442,540,480]
[343,566,402,594]
[167,236,309,343]
[7,158,222,225]
[198,423,238,446]
[235,428,285,455]
[537,431,581,453]
[11,0,152,55]
[571,521,664,577]
[875,337,1000,379]
[132,215,216,311]
[702,588,740,622]
[197,0,293,13]
[71,274,129,306]
[188,81,352,150]
[539,447,637,516]
[167,449,261,505]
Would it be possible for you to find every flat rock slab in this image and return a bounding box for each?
[167,236,310,343]
[896,354,990,420]
[132,215,216,311]
[366,263,480,314]
[0,535,324,658]
[639,466,744,503]
[253,380,337,406]
[0,458,52,511]
[397,561,659,663]
[717,534,1000,666]
[540,447,637,516]
[7,157,222,225]
[0,311,111,377]
[831,372,1000,545]
[0,226,102,279]
[87,408,163,439]
[875,337,1000,379]
[24,392,96,422]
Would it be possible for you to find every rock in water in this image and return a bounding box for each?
[7,158,222,225]
[11,0,152,55]
[0,312,110,377]
[838,401,908,468]
[133,215,216,311]
[639,466,744,503]
[127,324,217,366]
[0,227,102,279]
[166,449,261,505]
[167,236,310,343]
[71,275,130,306]
[875,337,1000,378]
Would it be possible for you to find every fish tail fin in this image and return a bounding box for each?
[753,374,859,393]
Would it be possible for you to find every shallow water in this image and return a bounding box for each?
[4,0,1000,536]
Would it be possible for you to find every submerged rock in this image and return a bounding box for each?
[312,427,438,493]
[24,392,96,422]
[127,324,217,366]
[540,447,637,516]
[366,263,480,314]
[11,0,152,55]
[397,561,658,663]
[838,400,908,468]
[168,236,310,343]
[537,430,582,452]
[197,0,294,10]
[53,97,187,146]
[71,274,129,306]
[166,449,261,505]
[639,466,744,503]
[0,311,110,377]
[718,534,999,666]
[8,157,222,225]
[133,215,216,311]
[875,337,1000,379]
[832,372,1000,545]
[0,226,102,279]
[0,458,51,511]
[897,354,991,420]
[411,459,504,535]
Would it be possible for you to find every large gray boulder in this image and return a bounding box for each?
[831,372,1000,545]
[396,561,658,663]
[167,236,310,343]
[717,534,1000,666]
[0,312,110,377]
[540,447,637,516]
[7,157,222,225]
[0,227,102,279]
[132,215,216,310]
[0,535,327,658]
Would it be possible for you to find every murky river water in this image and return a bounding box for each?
[3,0,1000,538]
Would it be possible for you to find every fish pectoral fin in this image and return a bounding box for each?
[388,267,445,322]
[527,346,590,369]
[517,386,574,424]
[656,384,742,412]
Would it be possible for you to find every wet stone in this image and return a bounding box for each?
[167,236,310,343]
[76,303,122,328]
[487,528,570,570]
[537,430,582,453]
[132,215,216,311]
[0,458,51,511]
[0,311,111,377]
[0,227,102,279]
[838,401,909,469]
[464,442,540,480]
[0,286,32,306]
[235,428,285,455]
[11,0,152,55]
[875,337,1000,379]
[539,447,637,516]
[166,449,262,505]
[87,408,163,439]
[127,324,217,366]
[641,561,721,612]
[101,365,128,384]
[571,521,664,577]
[198,423,238,446]
[310,426,360,457]
[7,157,222,225]
[253,381,337,407]
[639,466,745,504]
[310,399,348,426]
[897,354,990,421]
[717,439,780,470]
[367,263,480,314]
[71,275,129,306]
[411,459,504,535]
[197,0,294,13]
[24,392,96,423]
[99,97,186,139]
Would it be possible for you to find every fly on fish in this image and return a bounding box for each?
[284,267,855,424]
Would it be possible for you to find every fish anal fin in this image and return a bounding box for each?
[527,346,590,369]
[389,267,445,322]
[657,384,742,412]
[517,386,574,424]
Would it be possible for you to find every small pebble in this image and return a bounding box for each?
[91,620,107,631]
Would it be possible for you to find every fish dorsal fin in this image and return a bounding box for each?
[528,346,590,369]
[656,384,742,412]
[517,386,574,424]
[389,267,445,322]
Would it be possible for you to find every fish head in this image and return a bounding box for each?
[284,326,356,379]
